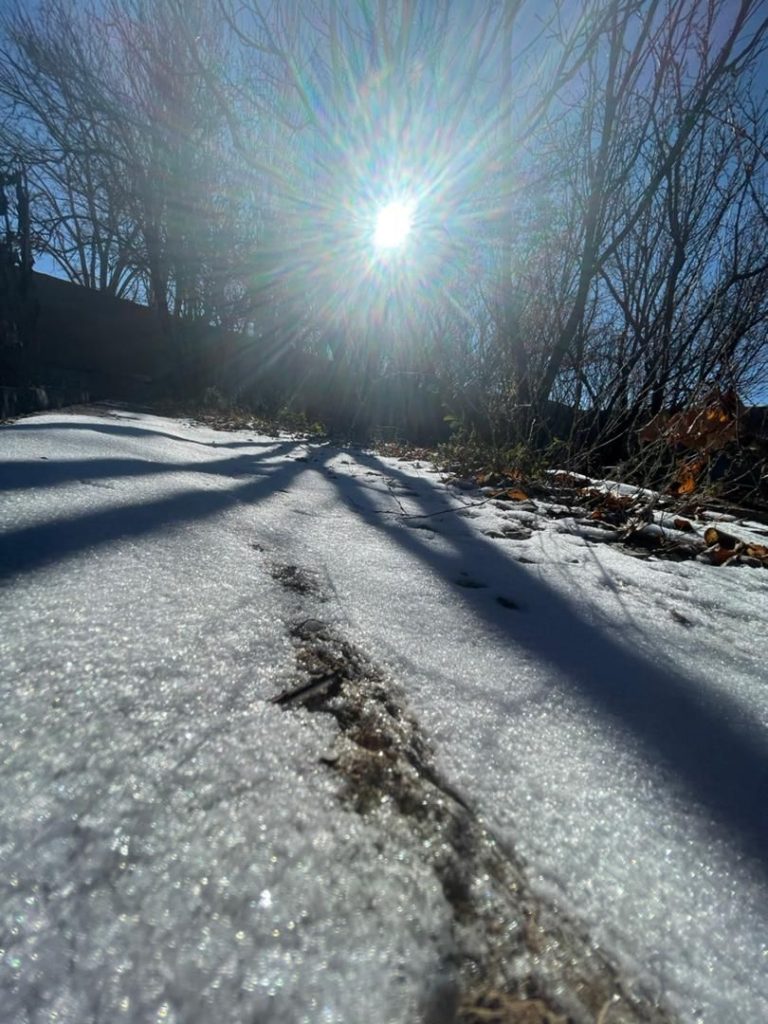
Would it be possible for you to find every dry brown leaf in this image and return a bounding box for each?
[675,470,697,495]
[581,488,635,510]
[673,517,695,532]
[669,453,709,496]
[552,470,588,487]
[708,546,735,566]
[638,388,743,452]
[505,487,530,501]
[677,502,701,518]
[604,495,633,511]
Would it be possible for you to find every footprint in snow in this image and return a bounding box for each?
[454,575,487,589]
[483,524,533,540]
[453,574,522,608]
[404,520,438,537]
[670,608,696,628]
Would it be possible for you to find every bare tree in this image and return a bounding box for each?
[0,1,141,295]
[2,0,767,437]
[532,0,768,413]
[0,0,254,327]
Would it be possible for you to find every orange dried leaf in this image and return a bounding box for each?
[505,488,530,501]
[676,471,697,495]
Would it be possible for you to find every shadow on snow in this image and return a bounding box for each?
[1,417,767,873]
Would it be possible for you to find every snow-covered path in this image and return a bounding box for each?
[1,408,767,1023]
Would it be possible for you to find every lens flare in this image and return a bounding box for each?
[373,200,413,250]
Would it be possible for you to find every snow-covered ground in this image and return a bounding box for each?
[1,407,767,1024]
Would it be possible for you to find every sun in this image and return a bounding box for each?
[373,200,413,251]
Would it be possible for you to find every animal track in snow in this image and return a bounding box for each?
[454,576,488,590]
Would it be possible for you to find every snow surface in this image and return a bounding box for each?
[2,408,768,1023]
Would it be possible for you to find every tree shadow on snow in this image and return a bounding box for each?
[0,442,306,577]
[331,447,768,872]
[1,451,296,490]
[3,417,272,449]
[1,419,767,874]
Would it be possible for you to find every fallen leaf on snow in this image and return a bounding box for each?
[673,518,695,532]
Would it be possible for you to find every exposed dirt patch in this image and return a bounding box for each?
[275,620,675,1024]
[458,991,567,1023]
[269,562,323,596]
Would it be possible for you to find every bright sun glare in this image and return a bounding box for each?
[373,200,413,251]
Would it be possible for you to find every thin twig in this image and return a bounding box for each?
[596,995,621,1024]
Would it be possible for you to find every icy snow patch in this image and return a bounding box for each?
[0,413,452,1024]
[3,409,768,1023]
